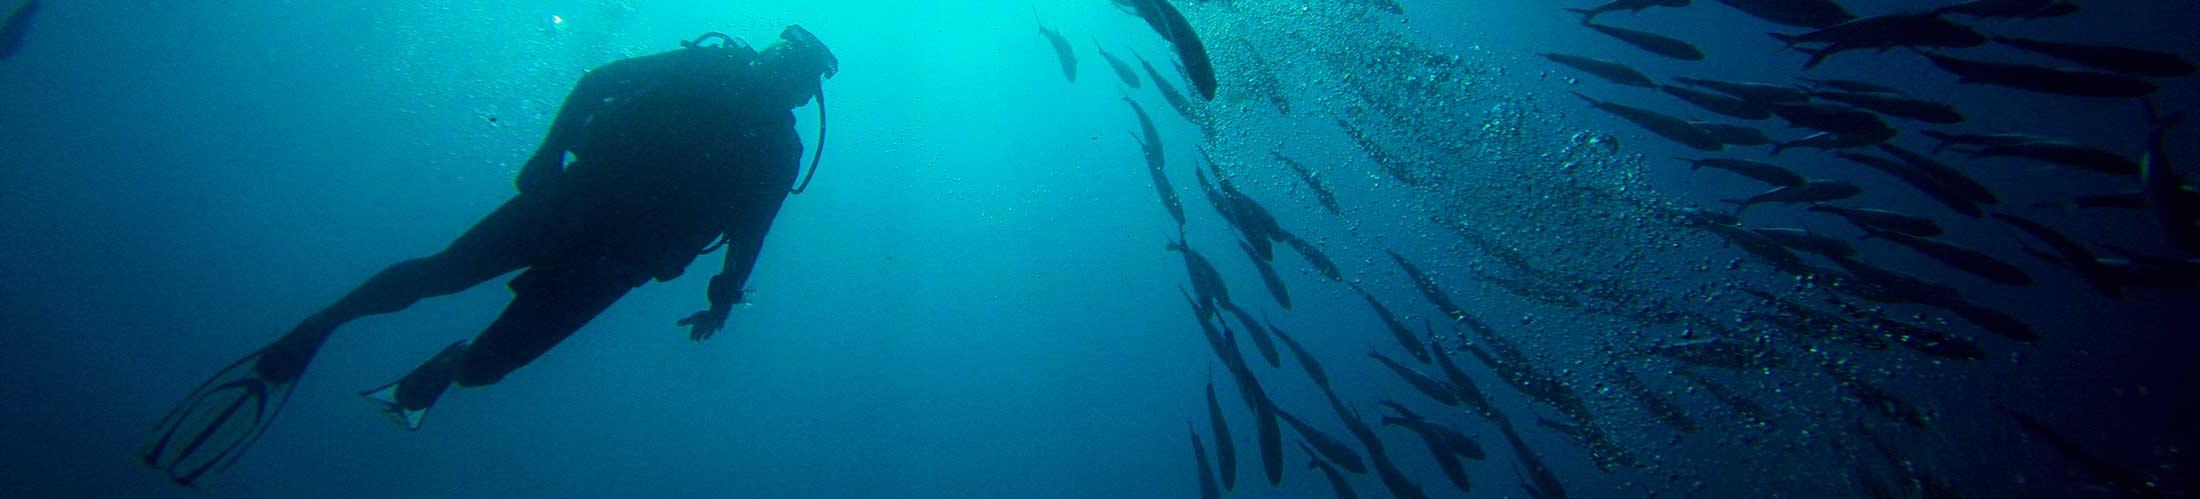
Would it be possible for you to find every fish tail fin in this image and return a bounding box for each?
[2144,99,2188,132]
[1798,47,1832,70]
[1562,8,1597,23]
[1767,32,1801,51]
[1768,141,1792,156]
[1675,157,1701,169]
[1569,91,1598,106]
[1720,199,1752,215]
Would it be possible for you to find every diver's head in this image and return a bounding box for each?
[754,25,838,109]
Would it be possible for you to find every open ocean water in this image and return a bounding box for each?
[2,0,2195,497]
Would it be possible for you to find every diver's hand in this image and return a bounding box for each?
[515,153,564,195]
[677,308,729,342]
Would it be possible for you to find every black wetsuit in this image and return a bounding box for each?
[262,43,801,388]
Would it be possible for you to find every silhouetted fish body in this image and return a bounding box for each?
[1922,52,2157,98]
[1566,0,1691,22]
[1938,0,2076,19]
[1919,130,2054,153]
[1797,77,1906,95]
[1775,12,1986,68]
[1866,228,2034,286]
[1034,12,1077,81]
[1612,366,1699,433]
[1661,84,1774,120]
[1692,121,1772,146]
[1274,408,1366,474]
[1809,205,1944,237]
[1302,441,1361,499]
[1275,152,1341,215]
[1752,227,1857,257]
[1205,382,1237,490]
[1713,0,1854,28]
[1190,425,1221,499]
[1963,140,2141,175]
[1835,152,1984,218]
[0,0,39,60]
[1094,40,1142,88]
[1645,338,1785,370]
[1675,76,1810,105]
[1814,90,1965,124]
[1995,36,2196,77]
[1114,0,1216,99]
[1876,144,1999,205]
[2140,109,2200,253]
[1352,285,1433,363]
[1574,92,1725,151]
[1678,157,1805,187]
[1723,179,1862,212]
[1584,21,1705,61]
[1542,53,1656,88]
[1768,101,1895,136]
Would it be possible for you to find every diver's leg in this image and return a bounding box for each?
[361,266,636,427]
[257,195,554,381]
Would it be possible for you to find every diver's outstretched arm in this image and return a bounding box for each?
[682,193,789,341]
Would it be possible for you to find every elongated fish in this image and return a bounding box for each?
[1797,77,1906,95]
[1994,36,2196,77]
[1834,152,1983,218]
[1573,92,1724,151]
[1713,0,1854,28]
[1935,297,2040,342]
[1677,157,1805,187]
[1267,320,1329,387]
[1,0,40,60]
[1275,151,1341,215]
[1386,250,1467,322]
[1644,337,1785,370]
[1352,284,1433,363]
[1661,84,1773,120]
[1367,446,1431,499]
[1218,302,1282,367]
[1566,0,1690,22]
[1753,227,1857,257]
[1877,144,1999,205]
[1723,179,1862,212]
[1282,234,1344,282]
[1093,39,1142,88]
[2140,106,2200,252]
[1378,404,1474,493]
[1865,229,2034,286]
[1919,130,2055,153]
[1275,407,1367,474]
[1136,53,1204,122]
[1768,101,1895,136]
[1612,366,1699,433]
[1961,140,2141,176]
[1694,122,1772,146]
[1675,76,1810,105]
[1813,90,1964,124]
[1995,404,2169,498]
[1189,424,1221,499]
[1995,213,2121,298]
[1675,369,1773,427]
[1124,96,1184,226]
[1770,130,1893,156]
[1203,380,1237,490]
[1240,241,1291,310]
[1936,0,2073,19]
[1113,0,1217,99]
[1921,52,2157,98]
[1774,11,1986,69]
[1583,21,1705,61]
[1541,52,1656,88]
[1168,238,1230,320]
[1371,349,1460,406]
[1429,341,1499,420]
[1302,441,1361,498]
[1808,205,1944,236]
[1033,10,1076,82]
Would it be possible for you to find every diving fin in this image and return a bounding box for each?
[359,381,432,431]
[141,348,300,486]
[358,341,467,432]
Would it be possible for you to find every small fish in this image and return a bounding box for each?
[1093,39,1142,88]
[1918,130,2055,154]
[1834,152,1983,218]
[1813,90,1965,124]
[1773,11,1986,69]
[1644,337,1785,370]
[1135,53,1204,122]
[1429,341,1499,421]
[1123,96,1185,226]
[1876,144,1999,205]
[1854,310,1987,361]
[1167,238,1231,320]
[1542,52,1657,88]
[1866,228,2033,286]
[1698,222,1811,271]
[1583,21,1706,61]
[2139,106,2200,252]
[1240,241,1292,310]
[1722,179,1863,213]
[1611,366,1699,433]
[1367,446,1432,499]
[1267,320,1330,387]
[1205,381,1238,490]
[1767,101,1896,137]
[1920,51,2157,98]
[1352,284,1433,363]
[1661,84,1774,120]
[1796,77,1907,95]
[1219,302,1283,368]
[1712,0,1854,28]
[1112,0,1216,99]
[1274,151,1341,215]
[0,0,37,60]
[1565,0,1690,22]
[1370,349,1460,406]
[1033,9,1077,82]
[1994,36,2195,77]
[1770,130,1894,156]
[1497,423,1574,498]
[1281,234,1344,282]
[1935,0,2071,19]
[1301,441,1361,498]
[1961,140,2142,176]
[1995,404,2169,498]
[1935,298,2041,341]
[1808,205,1944,237]
[1693,122,1772,146]
[1379,403,1476,493]
[1824,363,1932,428]
[1830,256,1964,305]
[1995,213,2122,299]
[1387,250,1468,323]
[1675,76,1811,105]
[1190,424,1221,499]
[1274,407,1368,474]
[1753,227,1858,257]
[1573,92,1725,152]
[1676,157,1805,187]
[1675,369,1774,427]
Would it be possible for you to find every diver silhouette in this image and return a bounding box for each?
[141,26,839,486]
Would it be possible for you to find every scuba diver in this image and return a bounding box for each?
[140,26,839,486]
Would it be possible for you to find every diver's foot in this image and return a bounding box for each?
[359,341,467,431]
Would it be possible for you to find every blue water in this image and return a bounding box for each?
[3,0,2195,497]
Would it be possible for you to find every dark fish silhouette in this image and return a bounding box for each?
[1830,256,1964,305]
[1267,320,1330,388]
[1169,238,1231,320]
[1797,77,1906,95]
[1275,151,1341,215]
[1698,222,1811,271]
[1824,363,1931,428]
[1136,53,1204,122]
[1371,349,1459,406]
[1694,122,1772,146]
[1337,119,1427,186]
[1497,423,1574,499]
[1813,90,1964,124]
[1367,446,1431,499]
[1282,234,1344,282]
[1583,21,1705,61]
[1124,95,1185,226]
[1573,92,1725,151]
[1661,84,1774,120]
[1712,0,1854,28]
[1207,319,1285,486]
[1380,401,1488,460]
[1937,298,2041,341]
[1919,130,2055,153]
[1274,407,1367,474]
[1675,76,1811,105]
[1351,284,1433,363]
[1995,404,2171,498]
[1204,380,1238,490]
[1237,41,1292,115]
[1834,152,1984,218]
[1542,52,1656,88]
[1770,130,1893,156]
[1219,302,1283,368]
[1093,39,1142,88]
[1877,144,1999,205]
[1675,369,1774,427]
[1677,157,1805,187]
[1768,101,1896,137]
[1033,10,1077,82]
[2140,106,2200,252]
[1387,250,1468,323]
[1855,309,1987,361]
[1995,213,2122,299]
[1994,36,2195,77]
[1302,441,1361,498]
[1754,227,1858,257]
[1921,52,2157,98]
[1611,366,1699,433]
[1644,337,1785,370]
[1774,11,1986,69]
[1430,340,1500,420]
[1566,0,1690,22]
[1723,179,1863,213]
[1379,404,1475,493]
[0,0,36,60]
[1936,0,2074,19]
[1809,205,1944,237]
[1189,424,1221,499]
[1240,240,1292,309]
[1961,140,2141,176]
[1113,0,1216,99]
